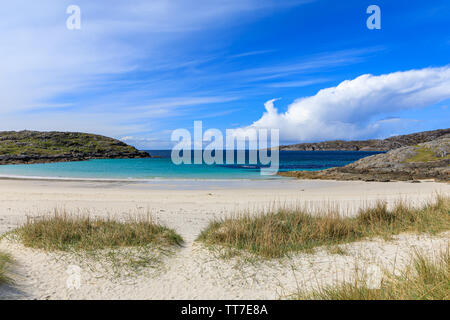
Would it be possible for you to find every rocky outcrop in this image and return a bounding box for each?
[0,131,150,165]
[278,134,450,182]
[278,128,450,151]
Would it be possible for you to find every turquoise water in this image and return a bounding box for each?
[0,150,382,180]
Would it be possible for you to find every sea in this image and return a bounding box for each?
[0,150,382,180]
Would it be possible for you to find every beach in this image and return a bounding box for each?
[2,0,449,305]
[0,177,449,299]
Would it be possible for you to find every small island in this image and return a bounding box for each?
[0,131,150,165]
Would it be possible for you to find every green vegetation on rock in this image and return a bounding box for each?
[279,133,450,182]
[0,131,150,164]
[405,146,450,163]
[278,128,450,151]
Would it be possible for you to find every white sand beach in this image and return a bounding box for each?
[0,178,449,300]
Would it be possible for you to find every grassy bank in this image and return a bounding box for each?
[0,251,13,285]
[296,249,449,300]
[198,196,450,258]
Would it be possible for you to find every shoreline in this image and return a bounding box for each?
[0,175,288,184]
[0,174,284,183]
[0,172,446,189]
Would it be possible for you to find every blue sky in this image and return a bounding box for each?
[0,0,449,149]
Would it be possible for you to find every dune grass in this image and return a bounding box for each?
[0,251,13,285]
[14,212,183,252]
[296,249,450,300]
[11,211,183,275]
[198,196,450,258]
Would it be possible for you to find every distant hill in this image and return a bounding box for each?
[279,133,450,182]
[278,128,450,151]
[0,131,150,165]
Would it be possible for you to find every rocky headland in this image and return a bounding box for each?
[0,131,150,165]
[278,128,450,151]
[279,132,449,182]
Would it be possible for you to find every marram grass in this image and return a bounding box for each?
[198,196,450,258]
[11,211,184,275]
[0,251,13,285]
[296,248,450,300]
[14,211,183,252]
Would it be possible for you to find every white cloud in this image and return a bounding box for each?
[237,66,450,142]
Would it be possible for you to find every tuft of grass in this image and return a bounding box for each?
[326,246,348,256]
[198,196,450,258]
[296,248,450,300]
[0,251,13,285]
[11,211,184,276]
[14,211,183,252]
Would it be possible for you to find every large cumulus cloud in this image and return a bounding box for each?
[241,66,450,142]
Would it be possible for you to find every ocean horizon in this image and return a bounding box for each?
[0,150,382,180]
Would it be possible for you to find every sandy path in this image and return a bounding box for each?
[0,178,449,299]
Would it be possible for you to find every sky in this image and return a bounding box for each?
[0,0,449,149]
